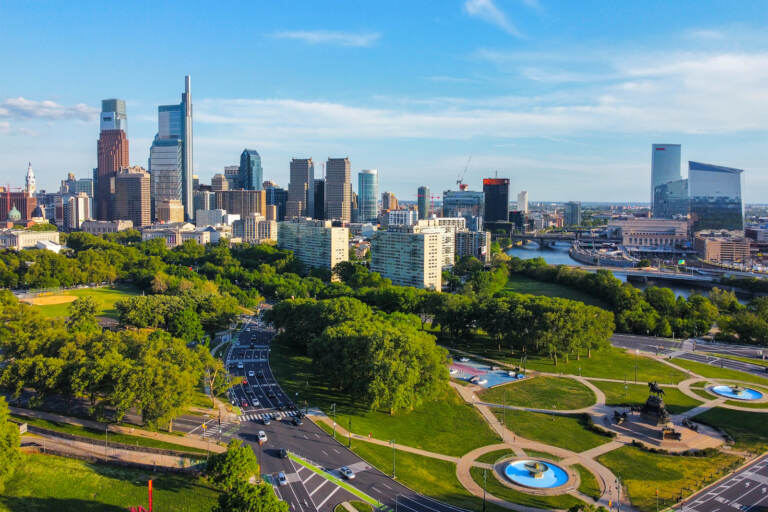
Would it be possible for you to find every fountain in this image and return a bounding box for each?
[710,384,764,401]
[503,459,570,489]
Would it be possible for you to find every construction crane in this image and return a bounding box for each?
[457,155,471,191]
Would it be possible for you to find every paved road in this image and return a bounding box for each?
[611,334,768,379]
[229,316,472,512]
[679,454,768,511]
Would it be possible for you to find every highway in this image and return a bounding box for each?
[679,453,768,512]
[228,316,471,512]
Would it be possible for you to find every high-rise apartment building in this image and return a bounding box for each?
[114,166,151,227]
[240,149,263,190]
[357,170,378,223]
[215,189,266,218]
[443,190,484,231]
[313,179,325,220]
[62,193,91,231]
[96,99,129,220]
[371,221,443,290]
[194,190,216,213]
[417,186,431,220]
[517,190,528,214]
[325,158,352,221]
[151,76,194,220]
[456,230,491,264]
[650,144,682,217]
[382,191,398,211]
[277,218,349,270]
[234,213,277,243]
[387,210,418,226]
[688,161,744,232]
[286,158,314,218]
[483,178,509,222]
[564,201,582,226]
[196,209,226,227]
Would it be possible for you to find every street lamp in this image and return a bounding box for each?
[634,349,639,384]
[390,439,396,478]
[482,469,487,512]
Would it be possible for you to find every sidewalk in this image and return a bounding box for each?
[11,406,226,454]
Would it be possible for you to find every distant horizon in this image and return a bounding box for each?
[1,1,766,202]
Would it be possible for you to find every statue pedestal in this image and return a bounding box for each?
[640,395,670,426]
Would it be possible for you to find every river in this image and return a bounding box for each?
[505,244,710,299]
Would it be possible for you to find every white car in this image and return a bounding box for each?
[248,370,255,377]
[237,362,244,369]
[251,398,260,407]
[277,471,287,486]
[340,466,355,480]
[459,357,470,363]
[449,368,458,375]
[257,431,267,442]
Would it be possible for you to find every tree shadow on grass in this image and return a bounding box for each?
[83,461,218,494]
[0,497,127,512]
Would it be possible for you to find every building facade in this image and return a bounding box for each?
[215,189,266,218]
[650,144,682,216]
[370,221,442,290]
[325,157,352,221]
[417,186,430,220]
[114,166,151,227]
[456,230,491,264]
[387,210,418,226]
[81,219,133,235]
[357,170,379,223]
[265,185,288,221]
[240,149,263,190]
[442,190,484,231]
[607,219,689,248]
[382,191,398,212]
[196,209,226,227]
[0,229,60,250]
[688,161,744,232]
[483,178,510,223]
[62,193,91,231]
[277,218,349,270]
[155,199,185,224]
[695,236,751,264]
[564,201,582,226]
[653,178,689,219]
[286,158,314,218]
[96,99,129,220]
[313,179,325,220]
[517,190,528,214]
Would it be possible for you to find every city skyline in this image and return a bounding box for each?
[1,1,766,201]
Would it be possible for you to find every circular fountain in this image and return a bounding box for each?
[503,459,570,489]
[710,384,764,401]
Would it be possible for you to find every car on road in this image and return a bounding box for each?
[263,415,271,425]
[277,471,287,485]
[241,400,248,408]
[237,362,244,369]
[242,379,248,385]
[279,448,287,458]
[340,466,355,479]
[248,370,254,377]
[251,398,260,407]
[459,357,470,362]
[267,390,276,398]
[292,416,303,426]
[257,431,267,442]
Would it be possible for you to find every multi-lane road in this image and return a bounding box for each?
[227,316,471,512]
[679,453,768,512]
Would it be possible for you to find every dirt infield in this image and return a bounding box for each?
[22,294,77,306]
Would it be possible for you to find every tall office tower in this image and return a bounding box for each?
[286,158,314,218]
[650,144,682,216]
[370,221,443,290]
[62,193,91,231]
[211,174,229,192]
[442,190,484,231]
[325,158,352,221]
[417,186,431,220]
[517,190,529,214]
[265,185,288,221]
[224,165,241,189]
[194,190,216,213]
[313,179,325,220]
[215,189,267,218]
[653,179,689,219]
[265,205,277,221]
[277,218,349,270]
[149,137,183,220]
[564,201,582,226]
[25,163,36,196]
[382,191,398,211]
[152,76,194,220]
[96,99,129,220]
[60,173,94,196]
[358,170,379,223]
[482,178,510,222]
[688,161,744,232]
[114,166,151,227]
[240,149,263,190]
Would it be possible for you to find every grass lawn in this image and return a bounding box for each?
[574,464,601,501]
[692,408,768,453]
[0,453,220,512]
[590,381,702,414]
[493,409,613,452]
[724,399,768,409]
[270,338,500,457]
[670,358,768,386]
[335,502,373,512]
[349,440,507,512]
[451,343,688,384]
[12,414,207,456]
[597,445,741,512]
[469,466,585,510]
[523,449,562,461]
[504,274,609,308]
[475,449,516,464]
[32,285,139,319]
[479,376,596,410]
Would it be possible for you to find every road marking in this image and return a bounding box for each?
[315,485,340,510]
[309,478,328,497]
[321,450,328,456]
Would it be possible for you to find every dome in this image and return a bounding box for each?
[8,205,21,221]
[31,205,45,219]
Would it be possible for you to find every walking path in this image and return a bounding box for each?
[11,406,226,453]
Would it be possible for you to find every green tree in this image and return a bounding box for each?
[67,296,100,334]
[0,397,20,492]
[206,439,260,491]
[212,481,288,512]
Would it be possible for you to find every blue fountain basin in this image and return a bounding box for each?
[504,460,569,489]
[711,385,763,401]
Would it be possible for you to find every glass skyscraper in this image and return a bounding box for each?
[688,161,744,232]
[417,186,430,220]
[240,149,263,190]
[653,178,689,219]
[482,178,510,222]
[357,169,378,223]
[650,144,682,217]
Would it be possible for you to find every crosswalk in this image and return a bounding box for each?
[239,410,301,422]
[200,420,239,438]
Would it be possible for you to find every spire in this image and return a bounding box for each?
[25,162,36,197]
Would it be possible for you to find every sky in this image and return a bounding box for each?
[1,1,767,203]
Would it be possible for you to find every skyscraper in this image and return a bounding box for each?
[417,186,430,220]
[443,190,484,231]
[517,190,528,214]
[688,161,744,232]
[382,191,398,211]
[651,144,682,216]
[313,179,325,220]
[149,137,183,221]
[357,169,378,223]
[265,185,289,221]
[565,201,582,226]
[240,149,263,190]
[96,99,129,220]
[25,163,36,197]
[325,158,352,221]
[114,166,151,227]
[482,178,509,222]
[150,76,194,220]
[286,158,314,218]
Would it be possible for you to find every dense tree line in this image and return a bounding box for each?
[0,397,20,493]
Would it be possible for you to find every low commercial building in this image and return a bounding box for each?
[81,219,134,234]
[0,229,60,250]
[196,209,227,227]
[155,199,185,224]
[370,220,442,290]
[277,218,349,270]
[141,222,196,247]
[607,219,689,248]
[695,236,751,265]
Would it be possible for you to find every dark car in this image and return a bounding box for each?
[292,416,303,426]
[263,415,272,425]
[279,448,287,458]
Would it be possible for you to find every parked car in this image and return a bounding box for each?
[251,398,260,407]
[292,416,303,426]
[263,415,272,425]
[279,448,287,458]
[459,357,470,362]
[340,466,355,479]
[277,471,287,485]
[237,362,244,369]
[241,400,248,408]
[248,370,255,377]
[257,430,267,442]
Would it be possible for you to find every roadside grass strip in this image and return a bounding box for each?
[287,452,384,508]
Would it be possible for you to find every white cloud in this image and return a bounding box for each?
[272,30,381,47]
[464,0,522,37]
[0,97,97,121]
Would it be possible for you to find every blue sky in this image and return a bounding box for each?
[1,0,766,202]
